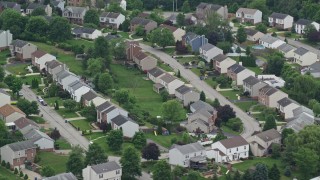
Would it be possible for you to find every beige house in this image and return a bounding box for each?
[26,3,52,16]
[0,104,26,123]
[159,73,184,95]
[242,76,267,98]
[227,64,255,86]
[160,24,185,42]
[133,51,157,72]
[277,97,300,119]
[83,161,121,180]
[0,89,10,108]
[10,40,37,61]
[130,17,157,34]
[186,108,217,133]
[175,85,200,107]
[147,67,165,84]
[247,129,281,157]
[277,43,295,60]
[245,28,264,42]
[258,85,288,108]
[213,54,236,74]
[196,3,228,20]
[268,12,293,30]
[236,8,262,24]
[63,6,88,25]
[293,47,318,66]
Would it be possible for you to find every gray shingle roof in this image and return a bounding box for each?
[0,1,21,10]
[56,70,70,80]
[296,19,312,25]
[14,117,39,129]
[43,172,77,180]
[72,27,96,34]
[260,85,278,96]
[308,62,320,73]
[172,142,204,155]
[213,54,228,62]
[91,161,121,174]
[7,140,37,152]
[131,17,155,26]
[260,35,282,44]
[64,6,87,14]
[277,43,295,53]
[286,108,315,132]
[277,97,297,107]
[243,76,260,86]
[190,100,214,113]
[24,129,52,141]
[96,101,112,112]
[219,136,248,149]
[148,67,165,78]
[69,81,89,91]
[111,114,135,126]
[160,73,176,83]
[11,39,28,48]
[46,60,62,69]
[175,85,192,94]
[269,12,289,19]
[104,106,116,114]
[100,12,121,18]
[183,32,198,41]
[82,90,97,101]
[228,64,245,74]
[245,28,259,36]
[255,129,281,142]
[200,43,215,51]
[27,3,45,10]
[236,8,259,15]
[0,88,10,96]
[294,47,309,56]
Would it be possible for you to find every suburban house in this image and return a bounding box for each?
[99,12,125,29]
[295,19,320,34]
[14,117,40,135]
[247,129,281,157]
[293,47,318,66]
[277,97,300,119]
[0,89,10,108]
[45,60,68,79]
[213,54,236,74]
[244,28,264,42]
[0,104,26,123]
[67,81,91,102]
[63,6,88,25]
[186,107,217,134]
[81,90,106,107]
[236,8,262,24]
[159,73,185,95]
[50,0,65,11]
[182,32,208,52]
[96,102,128,124]
[26,3,52,16]
[196,3,228,20]
[259,35,285,49]
[111,115,139,138]
[23,129,54,151]
[159,24,186,42]
[0,30,12,51]
[83,161,122,180]
[190,100,214,113]
[277,43,296,60]
[227,64,255,86]
[185,14,198,25]
[242,76,267,98]
[125,41,141,61]
[0,140,37,169]
[257,75,285,88]
[10,40,37,61]
[268,12,293,30]
[208,136,249,163]
[166,14,177,25]
[258,85,288,108]
[31,50,56,71]
[199,43,223,63]
[147,67,165,84]
[105,0,126,11]
[301,62,320,78]
[72,27,102,40]
[0,1,21,13]
[43,173,77,180]
[67,0,84,6]
[175,85,200,107]
[169,142,206,168]
[130,17,157,34]
[133,51,157,72]
[285,106,314,132]
[56,70,80,90]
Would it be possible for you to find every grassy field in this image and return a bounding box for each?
[66,39,94,51]
[145,133,184,148]
[69,119,92,131]
[56,109,79,118]
[219,90,241,100]
[221,125,242,135]
[110,64,164,117]
[20,75,42,85]
[44,97,64,107]
[6,64,29,75]
[55,138,72,150]
[29,116,46,124]
[161,48,175,55]
[0,166,21,179]
[31,42,83,75]
[247,66,263,75]
[235,101,258,112]
[0,49,9,65]
[37,152,69,174]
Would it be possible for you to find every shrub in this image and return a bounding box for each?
[1,160,5,166]
[20,171,24,177]
[6,162,10,169]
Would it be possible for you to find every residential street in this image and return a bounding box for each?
[139,43,261,138]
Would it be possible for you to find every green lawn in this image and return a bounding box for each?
[191,68,202,76]
[66,39,94,51]
[31,42,83,75]
[69,119,92,131]
[117,31,130,39]
[84,132,105,140]
[252,104,266,112]
[55,138,72,150]
[0,49,9,65]
[235,101,258,112]
[219,90,240,100]
[56,109,79,118]
[161,48,175,55]
[29,116,46,124]
[177,56,201,64]
[110,64,164,117]
[20,75,42,86]
[158,62,174,72]
[205,79,218,89]
[44,97,64,107]
[37,152,69,174]
[0,166,21,179]
[221,125,242,135]
[145,133,184,148]
[6,64,29,75]
[247,66,263,75]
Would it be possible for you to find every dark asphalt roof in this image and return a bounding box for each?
[213,54,228,62]
[190,100,214,113]
[111,114,134,126]
[260,85,278,96]
[0,88,10,96]
[228,64,245,74]
[243,76,260,86]
[160,73,176,83]
[7,140,37,152]
[130,17,155,26]
[96,101,112,112]
[269,12,289,19]
[46,60,62,69]
[294,47,309,56]
[219,136,248,149]
[245,28,259,36]
[175,85,192,94]
[27,3,45,9]
[91,161,121,174]
[277,97,296,107]
[277,43,295,53]
[296,19,312,25]
[100,12,121,18]
[11,39,28,48]
[200,43,215,51]
[82,90,97,101]
[148,67,165,78]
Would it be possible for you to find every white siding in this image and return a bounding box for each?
[0,94,10,107]
[34,138,54,150]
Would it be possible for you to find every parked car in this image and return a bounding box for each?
[41,101,47,106]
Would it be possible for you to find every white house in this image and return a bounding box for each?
[268,12,293,30]
[23,129,54,151]
[293,47,318,66]
[277,97,300,119]
[99,12,125,29]
[236,8,262,24]
[72,27,102,40]
[169,142,206,168]
[96,102,128,124]
[83,161,121,180]
[277,43,296,59]
[147,67,165,84]
[0,89,10,108]
[199,43,223,63]
[56,70,80,90]
[259,34,285,49]
[207,136,249,163]
[159,73,184,95]
[175,85,200,107]
[295,19,320,34]
[227,64,255,86]
[285,106,315,132]
[31,50,56,70]
[0,30,12,51]
[160,24,186,42]
[0,104,26,123]
[110,115,139,138]
[213,54,236,74]
[67,81,91,102]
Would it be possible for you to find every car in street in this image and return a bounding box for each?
[41,101,47,106]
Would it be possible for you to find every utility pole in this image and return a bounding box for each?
[176,0,178,11]
[172,0,174,13]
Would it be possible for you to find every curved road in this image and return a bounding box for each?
[140,43,261,138]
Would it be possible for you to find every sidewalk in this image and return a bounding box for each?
[22,169,42,180]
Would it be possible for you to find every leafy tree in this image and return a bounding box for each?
[0,9,27,38]
[31,8,46,16]
[96,0,105,8]
[233,171,241,180]
[132,132,146,150]
[213,130,227,142]
[66,146,84,177]
[135,25,145,36]
[111,40,126,60]
[63,99,77,112]
[216,105,236,124]
[1,160,5,167]
[84,9,99,26]
[284,166,291,177]
[5,162,9,169]
[25,16,49,38]
[4,75,22,96]
[142,143,160,160]
[127,0,143,10]
[176,13,185,27]
[49,16,71,42]
[23,174,28,180]
[94,37,111,67]
[241,169,252,180]
[281,128,294,144]
[225,118,242,132]
[236,26,247,44]
[152,160,172,180]
[161,100,185,122]
[31,78,39,89]
[17,99,39,117]
[211,98,220,108]
[19,171,23,177]
[120,146,142,179]
[54,100,59,110]
[263,115,276,131]
[294,147,319,179]
[14,168,18,174]
[172,165,185,179]
[160,90,169,102]
[304,24,317,40]
[186,171,201,180]
[312,102,320,115]
[246,46,251,56]
[217,41,231,54]
[120,19,130,32]
[87,58,104,75]
[269,164,280,180]
[50,128,61,140]
[200,91,206,101]
[271,143,281,158]
[150,28,175,48]
[181,1,191,13]
[107,1,125,14]
[83,23,98,29]
[253,163,268,180]
[114,89,132,105]
[106,130,123,151]
[149,9,164,24]
[97,73,113,94]
[255,23,267,33]
[271,32,277,37]
[81,103,96,122]
[41,165,55,177]
[85,143,108,166]
[0,67,5,82]
[264,53,284,76]
[216,75,229,88]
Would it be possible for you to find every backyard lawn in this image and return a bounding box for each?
[145,133,184,148]
[235,101,258,112]
[56,109,79,119]
[221,125,242,135]
[0,166,20,179]
[6,63,29,75]
[247,66,263,75]
[117,31,130,39]
[44,97,64,107]
[69,119,92,131]
[219,90,240,100]
[37,152,69,174]
[29,116,46,124]
[66,39,94,51]
[110,64,164,117]
[20,75,42,85]
[0,49,9,65]
[161,47,175,55]
[55,138,72,150]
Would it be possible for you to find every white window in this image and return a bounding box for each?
[229,149,231,153]
[236,148,238,151]
[116,170,120,174]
